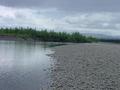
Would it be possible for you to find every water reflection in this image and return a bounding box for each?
[0,40,53,90]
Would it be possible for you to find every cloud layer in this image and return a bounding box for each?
[0,5,120,36]
[0,0,120,12]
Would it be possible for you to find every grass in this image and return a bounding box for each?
[0,27,98,43]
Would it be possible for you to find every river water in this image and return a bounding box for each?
[0,40,54,90]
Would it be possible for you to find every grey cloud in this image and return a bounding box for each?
[64,12,120,31]
[1,5,120,36]
[0,0,120,12]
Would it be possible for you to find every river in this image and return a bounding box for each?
[0,40,54,90]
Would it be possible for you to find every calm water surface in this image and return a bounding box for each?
[0,40,54,90]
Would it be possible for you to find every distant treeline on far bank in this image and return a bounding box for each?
[0,27,98,43]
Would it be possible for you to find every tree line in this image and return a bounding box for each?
[0,27,97,43]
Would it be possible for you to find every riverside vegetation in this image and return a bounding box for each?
[0,27,97,43]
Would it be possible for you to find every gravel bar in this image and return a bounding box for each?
[50,43,120,90]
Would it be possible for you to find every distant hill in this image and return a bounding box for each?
[82,33,120,40]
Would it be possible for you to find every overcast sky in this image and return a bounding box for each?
[0,0,120,36]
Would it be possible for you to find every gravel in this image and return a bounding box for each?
[50,43,120,90]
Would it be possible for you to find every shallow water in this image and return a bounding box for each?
[0,40,54,90]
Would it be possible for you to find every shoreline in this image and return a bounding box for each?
[50,43,120,90]
[0,35,18,41]
[0,35,82,46]
[0,35,35,42]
